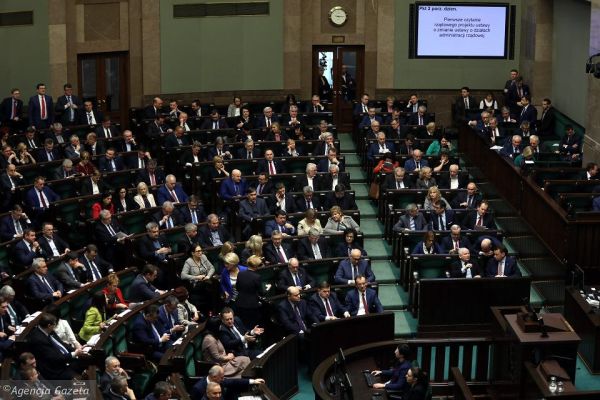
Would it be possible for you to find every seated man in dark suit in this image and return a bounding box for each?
[191,365,264,400]
[26,312,84,380]
[408,105,432,126]
[403,149,429,172]
[276,257,315,291]
[367,132,395,162]
[81,170,112,196]
[128,264,165,302]
[158,295,185,341]
[238,187,270,239]
[0,164,25,211]
[499,134,524,159]
[53,253,87,291]
[322,164,351,192]
[237,139,261,160]
[35,139,61,162]
[13,229,46,270]
[219,307,264,359]
[79,244,113,281]
[359,107,383,130]
[334,249,376,285]
[256,149,286,176]
[450,247,483,278]
[0,204,31,242]
[486,245,521,277]
[37,222,70,259]
[267,182,296,214]
[26,176,60,226]
[219,169,247,201]
[354,93,370,116]
[438,164,468,190]
[451,182,482,209]
[255,173,274,196]
[557,125,583,161]
[277,286,317,336]
[200,109,229,130]
[295,163,323,192]
[98,147,126,172]
[297,228,330,261]
[317,146,345,173]
[164,126,190,149]
[94,209,129,265]
[143,97,164,120]
[180,195,206,225]
[296,186,323,212]
[156,174,189,205]
[131,304,172,361]
[98,356,131,394]
[429,202,455,231]
[309,281,350,321]
[26,258,64,303]
[206,136,233,161]
[371,343,414,392]
[177,223,200,256]
[392,203,429,232]
[345,275,383,316]
[198,214,232,248]
[264,230,295,265]
[264,209,296,237]
[137,222,172,266]
[384,166,412,190]
[152,201,183,230]
[440,224,473,255]
[94,116,120,139]
[254,106,279,129]
[462,201,495,230]
[137,159,166,187]
[324,184,357,210]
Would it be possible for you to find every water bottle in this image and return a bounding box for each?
[557,380,564,393]
[548,376,557,393]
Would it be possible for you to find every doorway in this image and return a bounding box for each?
[77,52,129,126]
[312,46,364,132]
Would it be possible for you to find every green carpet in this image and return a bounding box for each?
[363,237,392,257]
[372,260,400,282]
[394,310,418,336]
[346,166,367,180]
[360,219,385,236]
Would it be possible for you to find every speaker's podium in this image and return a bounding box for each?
[494,309,581,383]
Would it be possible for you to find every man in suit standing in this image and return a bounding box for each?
[26,258,64,303]
[276,257,315,291]
[156,174,189,205]
[28,83,53,129]
[54,83,82,126]
[277,286,317,336]
[538,98,556,138]
[450,248,482,278]
[345,275,383,316]
[393,203,429,232]
[219,307,264,358]
[453,86,477,125]
[334,249,376,285]
[144,97,164,120]
[37,222,70,259]
[26,312,84,380]
[0,204,31,242]
[486,245,521,277]
[297,228,330,261]
[0,88,23,129]
[264,230,295,265]
[309,281,350,321]
[462,201,494,230]
[238,187,269,239]
[518,96,537,130]
[131,304,172,361]
[198,214,232,248]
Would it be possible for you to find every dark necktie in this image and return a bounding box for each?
[294,304,307,331]
[143,196,151,208]
[361,292,369,315]
[325,299,333,317]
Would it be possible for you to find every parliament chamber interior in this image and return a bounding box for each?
[1,0,600,399]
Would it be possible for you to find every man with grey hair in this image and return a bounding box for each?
[138,221,171,265]
[393,203,429,232]
[198,214,232,248]
[63,134,81,159]
[257,106,278,128]
[26,258,63,302]
[191,364,264,400]
[52,158,75,180]
[0,285,28,326]
[153,200,182,230]
[106,376,136,400]
[295,162,321,192]
[409,105,430,126]
[94,210,128,264]
[296,185,323,212]
[157,173,188,205]
[178,222,200,255]
[367,131,394,161]
[450,248,482,278]
[99,355,130,394]
[529,134,540,155]
[441,224,472,254]
[298,228,330,261]
[439,164,468,190]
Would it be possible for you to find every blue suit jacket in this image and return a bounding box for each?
[518,105,538,129]
[0,215,31,242]
[367,142,396,162]
[403,158,429,172]
[308,292,347,321]
[128,274,159,302]
[191,376,250,400]
[156,183,189,205]
[158,304,182,339]
[219,178,247,201]
[345,288,383,316]
[485,256,521,277]
[98,155,126,172]
[130,313,165,348]
[218,316,251,356]
[25,186,60,211]
[26,273,64,301]
[353,103,370,116]
[28,94,54,128]
[359,115,383,129]
[593,196,600,212]
[381,359,412,391]
[411,241,443,255]
[334,259,375,284]
[13,240,46,268]
[499,142,524,159]
[264,220,295,237]
[277,299,317,334]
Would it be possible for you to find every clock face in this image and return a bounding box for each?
[329,6,348,26]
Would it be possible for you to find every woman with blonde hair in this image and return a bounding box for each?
[415,167,436,189]
[133,181,157,209]
[220,252,247,305]
[240,235,263,264]
[297,208,324,236]
[423,186,450,210]
[323,206,360,234]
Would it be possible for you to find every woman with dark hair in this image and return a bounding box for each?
[45,304,82,350]
[79,291,108,341]
[173,286,201,326]
[201,317,250,378]
[372,344,413,391]
[336,228,367,257]
[411,231,442,255]
[403,366,430,400]
[113,186,138,213]
[91,191,114,220]
[181,244,216,309]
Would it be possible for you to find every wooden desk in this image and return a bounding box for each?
[504,313,580,382]
[521,361,600,399]
[563,287,600,373]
